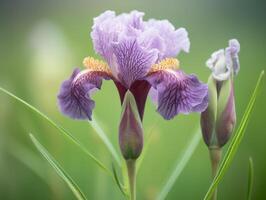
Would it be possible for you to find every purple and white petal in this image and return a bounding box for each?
[206,39,240,81]
[146,69,208,120]
[144,20,190,59]
[225,39,240,76]
[206,49,231,81]
[112,38,158,88]
[91,10,190,82]
[57,68,110,120]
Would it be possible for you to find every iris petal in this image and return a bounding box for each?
[146,69,208,120]
[226,39,240,76]
[57,68,111,120]
[112,38,158,88]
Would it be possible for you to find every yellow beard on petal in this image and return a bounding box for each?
[83,57,112,74]
[149,58,180,73]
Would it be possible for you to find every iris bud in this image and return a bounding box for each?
[119,91,143,160]
[201,75,236,148]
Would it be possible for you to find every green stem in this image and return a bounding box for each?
[126,159,136,200]
[209,147,222,200]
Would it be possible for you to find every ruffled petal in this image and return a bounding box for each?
[206,49,231,81]
[225,39,240,76]
[91,10,145,63]
[144,19,190,59]
[206,39,240,81]
[112,38,158,88]
[146,69,208,120]
[91,10,190,81]
[57,67,111,120]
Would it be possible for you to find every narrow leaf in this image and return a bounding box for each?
[29,133,87,200]
[111,163,128,197]
[0,87,112,176]
[247,157,254,200]
[204,71,264,200]
[8,142,47,182]
[156,127,202,200]
[89,116,121,166]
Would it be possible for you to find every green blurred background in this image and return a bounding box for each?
[0,0,265,199]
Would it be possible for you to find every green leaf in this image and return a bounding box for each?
[204,71,264,200]
[111,163,129,197]
[247,157,254,200]
[8,142,48,183]
[156,127,202,200]
[89,116,121,166]
[29,133,88,200]
[0,87,112,176]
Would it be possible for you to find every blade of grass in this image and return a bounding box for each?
[0,87,112,176]
[247,157,254,200]
[8,142,48,182]
[156,127,202,200]
[29,133,87,200]
[111,163,129,197]
[204,71,264,200]
[89,116,121,166]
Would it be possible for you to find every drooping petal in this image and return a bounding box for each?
[57,58,111,120]
[146,68,208,120]
[112,38,158,88]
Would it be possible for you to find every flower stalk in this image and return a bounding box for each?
[126,159,136,200]
[209,147,222,200]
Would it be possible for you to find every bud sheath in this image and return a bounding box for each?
[119,91,143,160]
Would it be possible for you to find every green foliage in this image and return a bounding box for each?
[247,157,254,200]
[156,127,202,200]
[0,87,111,175]
[111,164,129,197]
[89,116,121,166]
[30,133,88,200]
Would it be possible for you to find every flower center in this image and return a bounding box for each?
[149,58,180,73]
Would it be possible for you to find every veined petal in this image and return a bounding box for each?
[57,59,111,120]
[91,10,190,81]
[146,59,208,119]
[112,38,158,88]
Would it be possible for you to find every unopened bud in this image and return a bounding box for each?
[119,91,143,160]
[201,76,236,148]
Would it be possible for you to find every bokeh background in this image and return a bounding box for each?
[0,0,265,199]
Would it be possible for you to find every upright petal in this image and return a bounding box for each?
[146,59,208,120]
[206,39,240,81]
[225,39,240,76]
[112,38,158,88]
[57,58,111,120]
[144,20,190,59]
[91,10,145,64]
[206,49,230,81]
[91,10,190,81]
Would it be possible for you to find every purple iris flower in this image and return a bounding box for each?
[57,10,208,121]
